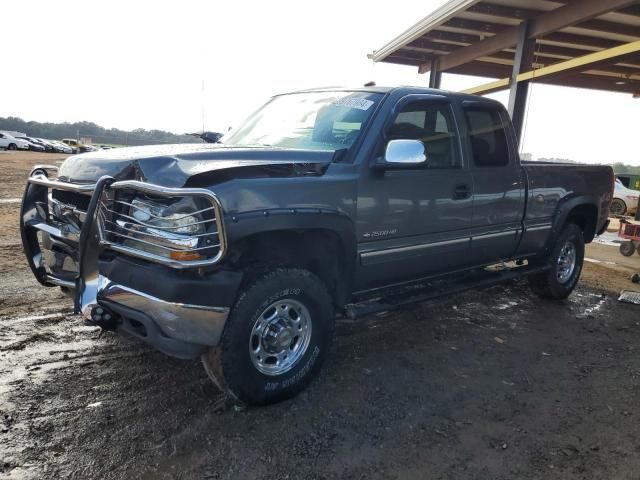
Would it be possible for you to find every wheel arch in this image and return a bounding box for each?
[552,196,600,244]
[224,210,356,307]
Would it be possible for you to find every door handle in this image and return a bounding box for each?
[453,184,471,200]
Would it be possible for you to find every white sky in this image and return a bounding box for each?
[1,0,638,164]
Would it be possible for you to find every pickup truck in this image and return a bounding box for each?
[20,87,613,405]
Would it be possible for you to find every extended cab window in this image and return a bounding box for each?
[464,107,509,167]
[384,100,460,168]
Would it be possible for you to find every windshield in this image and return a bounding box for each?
[223,91,382,152]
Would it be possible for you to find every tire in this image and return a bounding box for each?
[610,198,627,216]
[620,241,636,257]
[202,268,335,405]
[529,223,584,300]
[7,143,17,151]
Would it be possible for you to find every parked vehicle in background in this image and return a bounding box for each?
[61,138,94,153]
[615,174,640,192]
[35,138,58,153]
[43,139,73,154]
[611,178,639,216]
[32,138,55,152]
[15,136,47,152]
[0,132,30,151]
[20,87,614,405]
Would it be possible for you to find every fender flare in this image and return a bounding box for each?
[223,208,357,300]
[550,194,600,244]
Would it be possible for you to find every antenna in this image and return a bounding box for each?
[201,79,206,135]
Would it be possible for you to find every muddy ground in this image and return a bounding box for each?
[2,152,640,479]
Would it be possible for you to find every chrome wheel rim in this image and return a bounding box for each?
[556,240,577,284]
[249,299,312,376]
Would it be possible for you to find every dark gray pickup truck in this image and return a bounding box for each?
[20,87,614,405]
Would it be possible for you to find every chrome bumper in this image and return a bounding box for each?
[89,275,229,347]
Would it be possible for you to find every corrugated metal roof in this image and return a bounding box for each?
[370,0,640,94]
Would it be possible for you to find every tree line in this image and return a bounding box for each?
[0,116,200,146]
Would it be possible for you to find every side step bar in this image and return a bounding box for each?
[345,264,550,319]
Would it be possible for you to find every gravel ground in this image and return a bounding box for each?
[2,152,640,479]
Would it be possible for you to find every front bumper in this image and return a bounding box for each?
[92,274,230,358]
[20,166,238,359]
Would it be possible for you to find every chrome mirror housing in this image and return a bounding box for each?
[384,139,427,166]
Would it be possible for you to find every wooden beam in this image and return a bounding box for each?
[462,40,640,95]
[620,5,640,17]
[539,73,640,95]
[423,29,625,53]
[464,78,510,95]
[467,3,542,22]
[385,56,431,67]
[576,19,640,39]
[468,3,640,39]
[448,62,512,78]
[433,0,638,72]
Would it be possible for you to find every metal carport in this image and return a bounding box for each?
[369,0,640,141]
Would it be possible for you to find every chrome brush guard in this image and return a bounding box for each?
[20,166,227,318]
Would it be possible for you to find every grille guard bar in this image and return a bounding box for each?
[20,167,227,314]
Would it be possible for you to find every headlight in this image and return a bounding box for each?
[105,194,218,262]
[130,197,205,234]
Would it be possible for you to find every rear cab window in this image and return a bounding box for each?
[463,106,510,167]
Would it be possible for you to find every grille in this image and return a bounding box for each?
[96,185,225,268]
[51,189,91,212]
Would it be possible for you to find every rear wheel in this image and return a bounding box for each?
[7,143,17,151]
[529,223,584,300]
[610,198,627,216]
[202,268,334,405]
[620,241,636,257]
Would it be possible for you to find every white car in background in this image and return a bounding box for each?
[0,132,31,151]
[611,178,639,216]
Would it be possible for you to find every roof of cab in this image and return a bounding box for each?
[274,86,504,107]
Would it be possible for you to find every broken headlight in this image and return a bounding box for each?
[108,195,216,262]
[129,197,206,235]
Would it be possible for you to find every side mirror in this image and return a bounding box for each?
[200,131,224,144]
[375,139,427,170]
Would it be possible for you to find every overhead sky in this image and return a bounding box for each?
[1,0,638,164]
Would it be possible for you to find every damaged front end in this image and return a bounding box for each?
[20,165,240,359]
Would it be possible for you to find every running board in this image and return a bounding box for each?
[345,264,550,320]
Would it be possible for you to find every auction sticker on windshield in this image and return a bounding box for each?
[331,97,374,111]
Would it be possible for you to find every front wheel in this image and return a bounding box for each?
[7,143,17,151]
[529,223,584,300]
[202,268,335,405]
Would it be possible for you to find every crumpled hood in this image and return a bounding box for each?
[57,143,334,187]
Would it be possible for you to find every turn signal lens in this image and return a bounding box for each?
[169,251,204,261]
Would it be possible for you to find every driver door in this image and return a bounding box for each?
[355,95,474,290]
